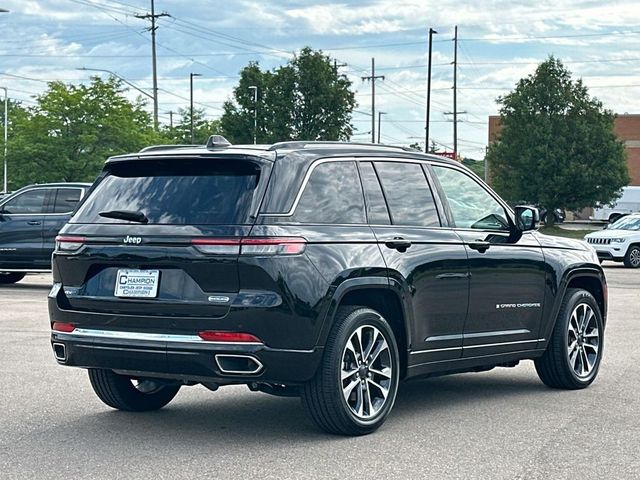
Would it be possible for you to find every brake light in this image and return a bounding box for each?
[198,331,262,343]
[52,322,76,333]
[55,235,85,252]
[192,237,306,255]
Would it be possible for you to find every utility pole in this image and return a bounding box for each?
[168,110,173,128]
[453,25,458,159]
[189,72,202,144]
[361,58,384,144]
[1,87,7,193]
[135,1,169,131]
[333,60,347,74]
[425,28,437,153]
[377,111,386,144]
[248,86,258,144]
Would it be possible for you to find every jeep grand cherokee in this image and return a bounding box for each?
[49,138,606,435]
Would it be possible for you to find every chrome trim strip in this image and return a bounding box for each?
[215,354,264,375]
[260,156,456,218]
[410,346,462,355]
[410,338,543,355]
[59,328,264,346]
[464,329,531,339]
[0,269,51,273]
[464,339,540,349]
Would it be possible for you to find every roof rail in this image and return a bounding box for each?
[267,141,416,152]
[139,144,200,153]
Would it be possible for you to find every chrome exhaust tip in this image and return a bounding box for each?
[215,354,263,375]
[53,343,67,362]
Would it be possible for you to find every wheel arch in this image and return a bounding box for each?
[317,277,412,380]
[543,268,607,341]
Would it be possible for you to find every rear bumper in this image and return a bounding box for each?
[51,328,323,384]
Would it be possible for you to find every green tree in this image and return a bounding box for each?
[6,76,159,189]
[487,57,629,224]
[221,47,356,143]
[163,107,221,145]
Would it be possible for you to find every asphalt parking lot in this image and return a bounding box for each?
[0,266,638,480]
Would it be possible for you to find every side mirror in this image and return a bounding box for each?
[514,206,539,232]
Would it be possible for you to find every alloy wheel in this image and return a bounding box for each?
[567,303,600,378]
[629,247,640,267]
[341,325,393,420]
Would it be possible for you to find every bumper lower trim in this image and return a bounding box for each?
[61,328,263,346]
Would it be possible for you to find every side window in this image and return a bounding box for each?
[374,161,440,227]
[432,165,509,231]
[53,188,82,213]
[1,189,47,214]
[291,161,366,224]
[359,162,390,225]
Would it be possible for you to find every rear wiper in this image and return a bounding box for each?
[99,210,149,224]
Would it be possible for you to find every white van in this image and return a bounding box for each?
[591,186,640,222]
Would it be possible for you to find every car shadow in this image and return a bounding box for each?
[46,371,553,446]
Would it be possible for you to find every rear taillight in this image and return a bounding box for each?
[55,235,85,252]
[192,237,306,256]
[192,238,241,255]
[52,322,76,333]
[240,237,306,255]
[198,331,262,343]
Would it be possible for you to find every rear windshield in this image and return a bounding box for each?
[72,158,262,225]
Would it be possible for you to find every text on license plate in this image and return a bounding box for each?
[114,269,160,298]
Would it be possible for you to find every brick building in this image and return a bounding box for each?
[487,114,640,186]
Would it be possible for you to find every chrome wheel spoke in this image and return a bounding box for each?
[584,328,599,339]
[369,366,392,379]
[342,367,358,380]
[343,378,359,402]
[369,337,389,365]
[367,378,389,400]
[363,328,380,361]
[568,340,579,356]
[583,342,598,354]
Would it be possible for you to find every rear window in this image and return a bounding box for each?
[72,159,262,225]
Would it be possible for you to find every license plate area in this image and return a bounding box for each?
[114,269,160,298]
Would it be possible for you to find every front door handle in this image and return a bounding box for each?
[27,220,41,226]
[468,240,490,252]
[385,237,412,252]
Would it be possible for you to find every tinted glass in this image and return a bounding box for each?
[359,162,390,225]
[53,188,82,213]
[1,189,47,214]
[291,161,366,224]
[374,162,439,227]
[432,165,509,231]
[73,159,261,225]
[609,215,640,231]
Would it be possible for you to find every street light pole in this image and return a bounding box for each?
[1,87,7,193]
[189,73,202,144]
[248,85,258,145]
[377,111,386,144]
[425,28,437,153]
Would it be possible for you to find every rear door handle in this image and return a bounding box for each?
[27,220,41,226]
[468,240,490,252]
[384,237,412,252]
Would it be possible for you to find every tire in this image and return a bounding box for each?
[88,369,180,412]
[0,272,26,284]
[535,289,604,389]
[301,306,400,436]
[624,245,640,268]
[542,212,556,226]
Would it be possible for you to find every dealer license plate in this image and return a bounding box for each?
[114,269,160,298]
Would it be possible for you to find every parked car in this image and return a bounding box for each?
[538,206,566,224]
[590,186,640,223]
[49,139,606,436]
[0,191,12,201]
[0,182,91,284]
[584,213,640,267]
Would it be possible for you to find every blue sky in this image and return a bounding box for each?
[1,0,640,158]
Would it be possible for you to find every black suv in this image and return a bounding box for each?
[49,139,606,435]
[0,182,90,284]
